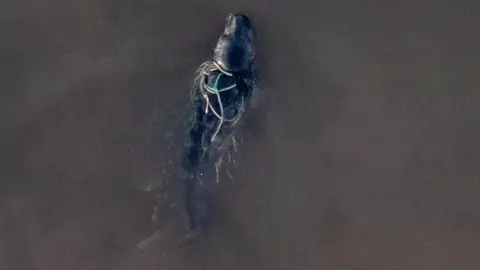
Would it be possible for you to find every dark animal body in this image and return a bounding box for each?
[181,14,256,230]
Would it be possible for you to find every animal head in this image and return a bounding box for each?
[213,14,255,74]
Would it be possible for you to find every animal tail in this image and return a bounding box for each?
[185,172,210,230]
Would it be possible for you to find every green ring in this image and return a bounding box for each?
[211,73,222,92]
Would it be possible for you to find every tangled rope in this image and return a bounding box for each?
[198,64,244,143]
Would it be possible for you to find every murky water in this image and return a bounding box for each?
[1,0,480,269]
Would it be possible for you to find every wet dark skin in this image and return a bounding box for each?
[182,14,256,231]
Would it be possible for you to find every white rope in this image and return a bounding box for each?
[199,69,244,143]
[213,61,233,76]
